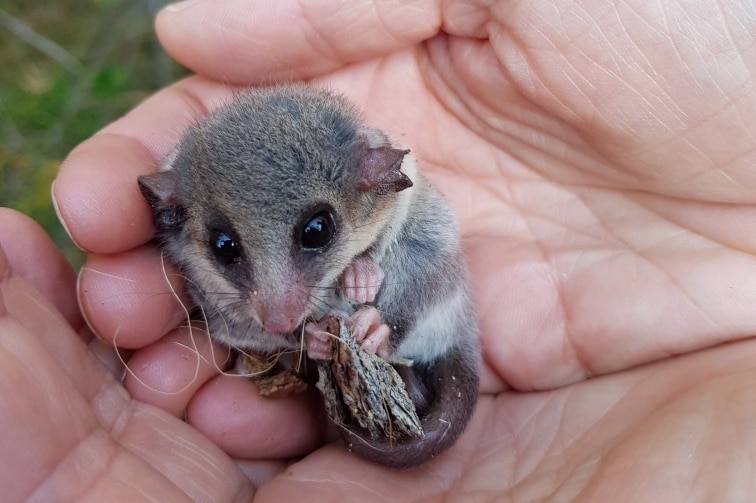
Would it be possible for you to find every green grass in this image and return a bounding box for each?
[0,0,186,265]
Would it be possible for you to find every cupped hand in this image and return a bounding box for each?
[6,207,756,501]
[47,0,756,500]
[0,209,253,502]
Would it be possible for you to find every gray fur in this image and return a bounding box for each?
[138,84,480,468]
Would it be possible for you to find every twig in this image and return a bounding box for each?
[0,7,82,74]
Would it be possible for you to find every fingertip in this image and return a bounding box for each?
[125,327,231,417]
[54,77,234,256]
[54,135,157,255]
[0,208,81,328]
[156,0,440,83]
[160,0,203,13]
[78,246,189,348]
[50,180,83,252]
[187,374,324,459]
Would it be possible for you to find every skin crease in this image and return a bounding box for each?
[0,0,743,500]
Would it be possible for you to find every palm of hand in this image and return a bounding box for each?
[29,2,756,501]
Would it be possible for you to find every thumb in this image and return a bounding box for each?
[155,0,441,83]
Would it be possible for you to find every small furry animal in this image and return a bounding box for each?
[138,84,480,468]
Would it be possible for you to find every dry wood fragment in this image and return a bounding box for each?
[256,370,308,398]
[316,315,424,441]
[237,351,308,398]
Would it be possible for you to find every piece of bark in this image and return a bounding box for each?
[316,315,424,441]
[237,351,308,398]
[256,370,308,398]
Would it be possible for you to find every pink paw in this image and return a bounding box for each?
[349,306,391,359]
[340,254,384,304]
[304,318,335,360]
[305,307,392,361]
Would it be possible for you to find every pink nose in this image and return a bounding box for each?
[261,316,298,334]
[254,289,307,335]
[256,302,301,334]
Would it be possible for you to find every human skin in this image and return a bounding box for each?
[9,0,750,500]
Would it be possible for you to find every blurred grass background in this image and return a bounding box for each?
[0,0,185,266]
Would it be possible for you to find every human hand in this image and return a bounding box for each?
[0,209,253,502]
[50,0,756,499]
[6,206,756,501]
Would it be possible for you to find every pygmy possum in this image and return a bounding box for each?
[138,84,480,468]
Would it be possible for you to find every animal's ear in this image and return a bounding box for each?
[355,129,413,195]
[137,169,186,230]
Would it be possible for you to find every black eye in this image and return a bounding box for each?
[210,230,241,264]
[301,211,335,250]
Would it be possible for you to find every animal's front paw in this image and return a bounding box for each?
[349,305,391,360]
[340,254,384,304]
[306,307,391,361]
[304,317,336,360]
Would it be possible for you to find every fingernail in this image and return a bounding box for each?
[76,266,97,337]
[51,180,84,251]
[162,0,205,12]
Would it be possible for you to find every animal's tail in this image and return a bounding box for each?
[340,341,480,468]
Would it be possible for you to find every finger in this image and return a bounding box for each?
[0,241,101,395]
[236,459,286,489]
[124,326,231,417]
[0,276,182,502]
[88,334,127,380]
[156,0,441,83]
[110,404,255,502]
[0,208,81,329]
[79,245,188,348]
[256,400,490,501]
[53,133,159,254]
[53,77,237,254]
[187,374,323,459]
[0,226,252,502]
